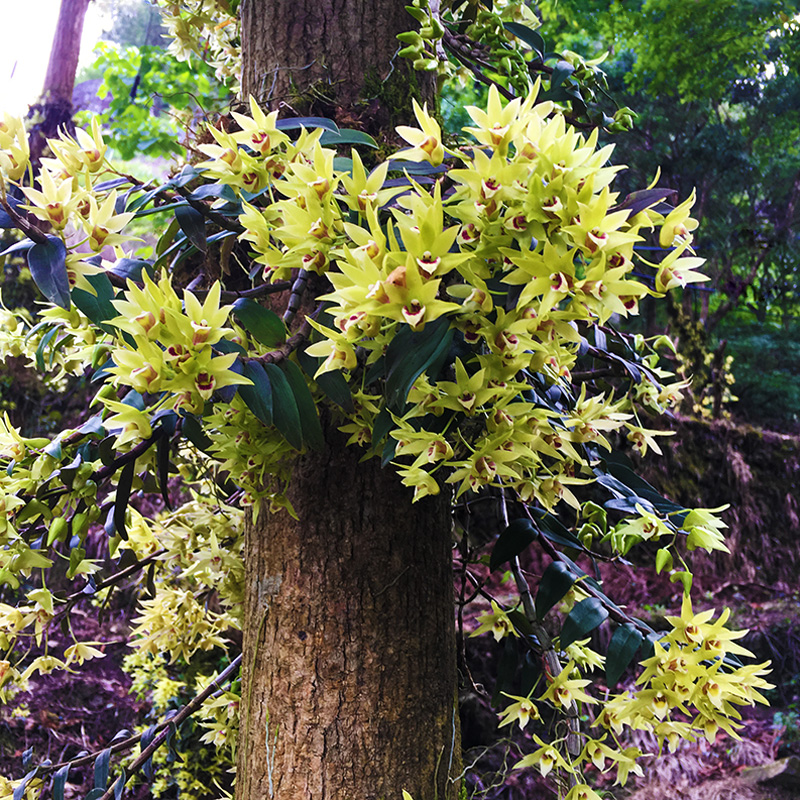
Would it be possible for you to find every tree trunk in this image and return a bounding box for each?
[237,424,461,800]
[240,0,435,132]
[235,5,460,798]
[28,0,91,166]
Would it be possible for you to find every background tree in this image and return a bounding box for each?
[27,0,92,166]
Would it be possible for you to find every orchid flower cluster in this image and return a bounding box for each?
[474,594,772,793]
[0,81,768,800]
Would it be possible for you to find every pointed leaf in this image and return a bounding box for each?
[530,508,583,550]
[109,258,153,283]
[238,360,273,426]
[72,273,118,334]
[175,205,207,253]
[296,347,354,412]
[491,638,520,707]
[52,764,70,800]
[232,298,286,347]
[551,59,575,89]
[385,318,453,413]
[264,363,303,449]
[560,597,609,650]
[94,748,111,790]
[606,623,644,687]
[320,129,378,148]
[181,414,212,452]
[0,194,23,229]
[490,518,537,571]
[535,560,576,619]
[504,21,545,56]
[113,771,126,800]
[0,238,34,258]
[141,724,158,780]
[614,188,675,219]
[156,434,172,510]
[276,116,339,133]
[13,768,38,800]
[28,236,70,309]
[281,360,324,451]
[114,459,135,541]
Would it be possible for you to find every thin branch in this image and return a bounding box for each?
[282,269,309,326]
[254,318,312,366]
[37,655,241,784]
[173,183,243,234]
[215,281,292,302]
[0,195,48,245]
[62,549,167,606]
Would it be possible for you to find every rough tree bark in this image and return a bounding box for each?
[235,3,461,799]
[240,0,434,131]
[237,425,460,800]
[28,0,92,166]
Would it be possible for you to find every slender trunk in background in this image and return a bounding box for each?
[28,0,91,166]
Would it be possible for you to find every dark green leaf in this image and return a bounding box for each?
[281,360,324,451]
[386,159,448,175]
[189,184,238,202]
[28,236,70,309]
[491,638,520,707]
[238,361,273,426]
[84,789,105,800]
[385,318,453,413]
[614,188,676,218]
[141,724,158,780]
[296,347,354,412]
[44,438,63,459]
[72,273,118,334]
[640,630,664,662]
[504,21,545,56]
[0,194,22,229]
[560,597,609,650]
[264,363,303,449]
[181,415,212,452]
[372,407,394,445]
[606,623,644,687]
[381,435,398,467]
[94,748,111,790]
[0,239,34,258]
[530,508,583,550]
[13,768,38,800]
[52,764,70,800]
[276,116,339,133]
[156,435,171,510]
[535,560,576,619]
[506,609,534,638]
[490,518,538,571]
[35,326,59,372]
[108,258,152,283]
[175,204,207,253]
[114,460,135,540]
[168,164,203,188]
[319,129,378,148]
[232,298,285,347]
[113,771,126,800]
[604,495,657,515]
[551,60,575,90]
[155,218,181,258]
